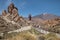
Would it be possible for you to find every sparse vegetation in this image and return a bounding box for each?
[28,28,40,35]
[41,25,60,34]
[38,33,60,40]
[4,30,38,40]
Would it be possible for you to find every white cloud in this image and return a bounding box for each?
[20,2,26,7]
[8,0,12,2]
[19,1,26,11]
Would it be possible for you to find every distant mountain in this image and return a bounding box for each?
[31,13,60,33]
[30,13,60,25]
[33,13,60,20]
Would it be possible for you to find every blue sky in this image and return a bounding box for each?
[0,0,60,17]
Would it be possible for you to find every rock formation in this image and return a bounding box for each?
[43,18,60,27]
[1,3,29,27]
[28,14,32,21]
[0,3,31,36]
[8,3,14,14]
[2,10,7,16]
[2,3,21,22]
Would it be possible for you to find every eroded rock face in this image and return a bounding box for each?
[0,17,20,33]
[8,3,19,22]
[12,8,19,19]
[43,18,60,27]
[14,16,20,22]
[12,8,18,15]
[2,3,19,22]
[1,3,29,27]
[8,3,14,14]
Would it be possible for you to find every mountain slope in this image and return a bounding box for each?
[33,13,59,20]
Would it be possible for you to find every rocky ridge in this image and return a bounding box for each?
[0,3,30,33]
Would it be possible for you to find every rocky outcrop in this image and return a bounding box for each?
[41,18,60,33]
[8,3,14,14]
[0,3,30,33]
[2,10,7,16]
[8,3,19,22]
[43,18,60,27]
[2,3,27,23]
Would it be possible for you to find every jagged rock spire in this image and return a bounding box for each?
[28,14,32,21]
[8,3,14,14]
[2,3,25,23]
[2,10,7,16]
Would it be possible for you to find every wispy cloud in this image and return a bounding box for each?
[6,0,12,6]
[19,1,26,11]
[20,2,26,7]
